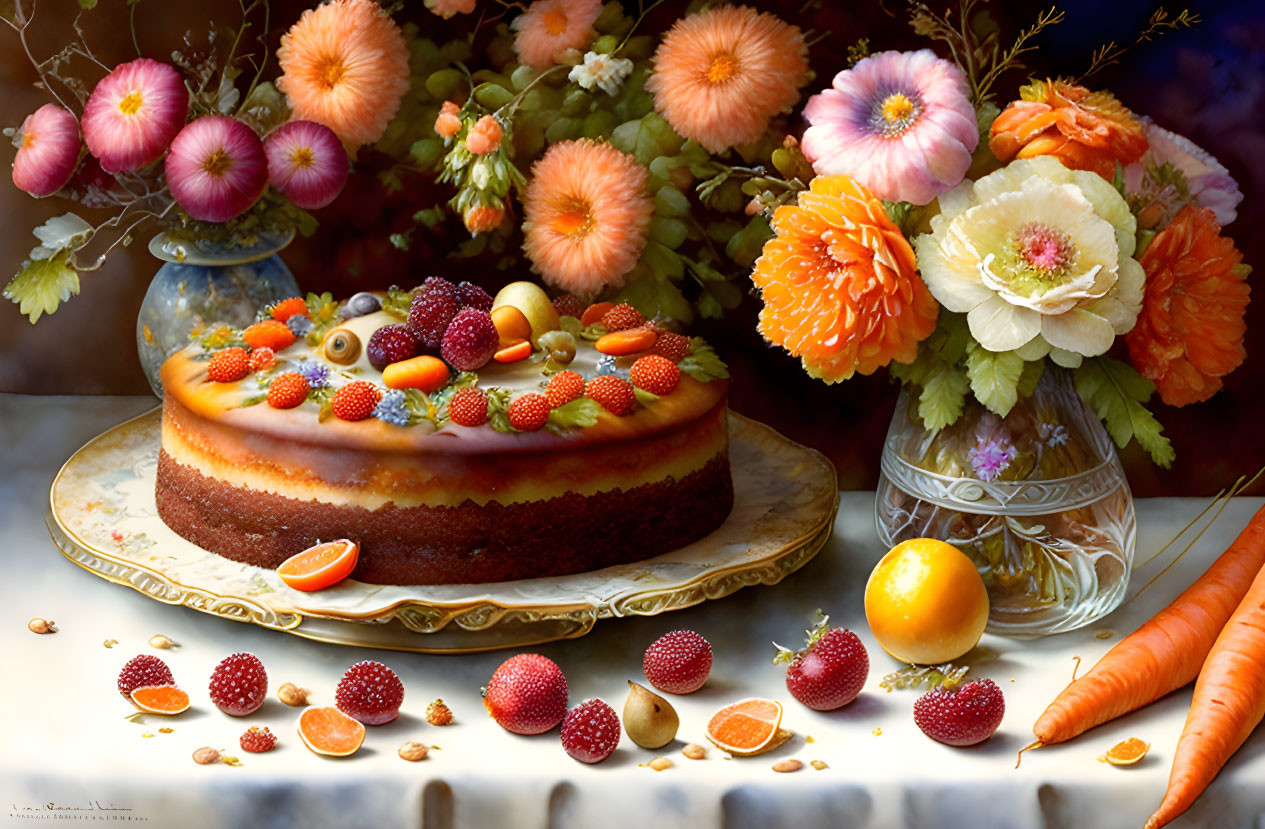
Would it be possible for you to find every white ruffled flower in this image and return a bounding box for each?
[568,51,634,96]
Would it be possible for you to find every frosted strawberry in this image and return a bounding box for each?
[913,678,1005,747]
[441,308,499,371]
[408,277,461,349]
[335,660,404,725]
[508,393,550,432]
[546,371,585,408]
[267,372,310,409]
[11,104,80,197]
[447,387,489,427]
[631,355,681,395]
[81,58,188,173]
[366,323,420,370]
[601,304,645,332]
[208,652,268,716]
[263,120,348,210]
[652,331,691,363]
[560,699,620,763]
[457,281,494,311]
[331,381,382,421]
[643,630,712,694]
[585,375,634,415]
[248,346,277,372]
[773,612,868,711]
[165,116,268,222]
[207,347,251,382]
[484,653,568,735]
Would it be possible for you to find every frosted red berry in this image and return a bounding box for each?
[652,331,691,363]
[780,626,869,712]
[426,699,454,726]
[267,372,310,409]
[408,277,462,349]
[546,371,585,409]
[457,281,494,311]
[601,303,645,332]
[248,346,277,372]
[208,652,268,716]
[560,698,620,764]
[117,654,174,697]
[484,653,568,735]
[585,375,635,416]
[441,308,499,371]
[448,387,489,427]
[207,347,250,382]
[552,294,584,319]
[366,323,420,370]
[631,355,681,395]
[270,297,309,322]
[239,726,277,753]
[331,381,382,421]
[643,630,712,694]
[508,393,551,432]
[335,660,404,725]
[913,678,1005,746]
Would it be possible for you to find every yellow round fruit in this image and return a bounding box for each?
[491,281,560,345]
[864,538,989,665]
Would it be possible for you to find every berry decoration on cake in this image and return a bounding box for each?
[408,277,462,348]
[441,308,500,371]
[239,726,278,753]
[546,371,586,408]
[457,281,494,311]
[207,347,251,382]
[335,660,404,725]
[551,294,584,319]
[117,654,174,697]
[373,389,411,426]
[774,611,869,711]
[560,698,621,763]
[652,332,691,364]
[286,314,316,338]
[242,319,297,351]
[643,630,713,694]
[631,355,681,395]
[208,652,268,716]
[248,346,277,372]
[484,653,568,735]
[913,678,1005,746]
[331,381,382,422]
[508,393,551,432]
[448,387,489,427]
[600,303,645,332]
[586,375,635,415]
[366,323,420,371]
[269,296,310,322]
[267,372,311,409]
[426,699,454,726]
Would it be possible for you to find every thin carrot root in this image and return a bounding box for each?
[1070,655,1082,682]
[1015,739,1042,769]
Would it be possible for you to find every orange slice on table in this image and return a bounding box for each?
[299,706,366,757]
[130,684,191,714]
[706,698,788,756]
[278,539,359,592]
[1100,737,1150,766]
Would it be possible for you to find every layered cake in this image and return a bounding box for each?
[155,280,733,585]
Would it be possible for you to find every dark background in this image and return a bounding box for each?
[1,0,1260,494]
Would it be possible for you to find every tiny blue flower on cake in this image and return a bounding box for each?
[373,389,410,426]
[287,315,316,337]
[596,355,627,379]
[969,436,1018,482]
[296,359,330,388]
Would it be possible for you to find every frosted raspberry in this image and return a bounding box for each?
[546,371,586,408]
[643,630,712,694]
[208,652,268,716]
[366,323,420,370]
[484,653,568,735]
[913,678,1005,747]
[239,726,277,753]
[440,308,499,371]
[335,660,404,725]
[631,355,681,395]
[560,698,620,763]
[408,277,461,349]
[117,654,174,697]
[248,346,277,372]
[652,331,691,364]
[601,304,645,332]
[508,393,551,432]
[552,294,584,319]
[207,347,250,382]
[331,381,382,422]
[267,372,310,409]
[585,375,635,415]
[448,387,489,427]
[457,281,494,311]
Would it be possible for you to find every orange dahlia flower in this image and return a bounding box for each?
[752,175,939,383]
[1126,206,1250,407]
[989,79,1148,181]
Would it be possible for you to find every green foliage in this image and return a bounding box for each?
[679,338,730,382]
[611,113,684,166]
[4,252,80,323]
[965,341,1025,416]
[1074,357,1175,467]
[546,397,602,434]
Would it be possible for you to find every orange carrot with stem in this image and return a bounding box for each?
[1145,547,1265,828]
[1025,502,1265,753]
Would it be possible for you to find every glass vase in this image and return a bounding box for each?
[874,367,1137,636]
[136,231,299,397]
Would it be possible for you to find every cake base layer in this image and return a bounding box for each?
[155,449,734,585]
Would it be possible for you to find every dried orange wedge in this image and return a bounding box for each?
[298,706,366,757]
[130,684,190,714]
[277,539,359,592]
[706,698,787,756]
[1100,737,1150,766]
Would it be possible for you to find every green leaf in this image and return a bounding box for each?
[965,342,1024,416]
[236,82,289,136]
[648,217,688,248]
[425,68,466,101]
[655,186,690,219]
[679,338,730,382]
[5,251,80,322]
[633,387,661,407]
[1017,359,1045,398]
[546,397,602,434]
[918,360,970,430]
[725,215,772,267]
[473,82,513,110]
[610,113,683,166]
[31,213,94,260]
[78,0,98,9]
[1074,357,1174,468]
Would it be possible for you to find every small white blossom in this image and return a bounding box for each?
[569,52,635,97]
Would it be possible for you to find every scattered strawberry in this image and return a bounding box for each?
[331,381,382,422]
[408,277,462,349]
[336,660,405,725]
[913,678,1005,747]
[426,699,454,726]
[366,323,420,371]
[269,297,310,322]
[652,331,691,364]
[239,726,277,753]
[117,654,174,698]
[551,294,584,319]
[484,653,568,735]
[508,393,551,432]
[248,346,277,372]
[207,347,251,383]
[601,303,645,332]
[631,355,681,395]
[774,612,868,711]
[242,319,296,351]
[267,372,310,409]
[208,652,268,716]
[441,308,500,371]
[643,630,712,694]
[457,281,494,311]
[546,371,586,409]
[560,698,620,763]
[585,375,635,416]
[448,387,489,427]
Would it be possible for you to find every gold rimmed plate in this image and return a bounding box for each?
[47,408,839,652]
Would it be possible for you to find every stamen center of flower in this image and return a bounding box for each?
[316,57,348,90]
[870,92,922,138]
[21,131,36,149]
[202,149,234,178]
[706,54,740,84]
[552,200,592,237]
[543,8,568,36]
[1015,222,1075,274]
[289,147,316,169]
[118,91,144,117]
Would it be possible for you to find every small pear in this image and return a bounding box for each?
[623,680,679,749]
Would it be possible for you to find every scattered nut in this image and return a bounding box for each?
[772,759,803,773]
[648,756,673,771]
[27,618,56,634]
[426,699,453,726]
[158,727,174,734]
[141,732,155,738]
[277,682,309,707]
[193,747,220,765]
[682,743,706,760]
[222,755,242,767]
[398,741,429,762]
[810,760,829,770]
[103,638,118,648]
[148,634,175,649]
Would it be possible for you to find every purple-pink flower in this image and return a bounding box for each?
[1123,121,1243,227]
[81,58,189,174]
[801,49,978,205]
[165,116,268,223]
[969,435,1018,482]
[11,104,80,197]
[263,120,348,210]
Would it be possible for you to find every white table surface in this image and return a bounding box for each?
[2,393,1263,829]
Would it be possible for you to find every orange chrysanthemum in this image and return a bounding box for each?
[1126,206,1250,407]
[521,139,654,296]
[752,175,939,383]
[646,5,808,154]
[512,0,601,72]
[276,0,410,149]
[989,79,1148,181]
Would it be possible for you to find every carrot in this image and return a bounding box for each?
[1029,503,1265,748]
[1145,550,1265,828]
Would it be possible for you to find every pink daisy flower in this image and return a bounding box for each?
[426,0,475,19]
[165,116,268,223]
[511,0,601,72]
[801,50,978,206]
[263,120,348,210]
[11,104,80,197]
[81,58,189,174]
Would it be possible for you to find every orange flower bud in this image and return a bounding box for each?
[463,205,505,234]
[434,100,461,139]
[465,115,503,155]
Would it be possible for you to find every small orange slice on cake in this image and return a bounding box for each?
[130,684,191,714]
[706,698,789,756]
[299,706,366,757]
[277,539,359,592]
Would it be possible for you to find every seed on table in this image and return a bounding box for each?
[648,757,673,771]
[398,741,429,762]
[277,682,310,707]
[772,759,803,773]
[192,747,220,765]
[27,618,56,634]
[810,760,828,770]
[682,743,706,760]
[148,634,175,649]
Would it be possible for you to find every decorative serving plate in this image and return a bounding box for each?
[47,408,839,652]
